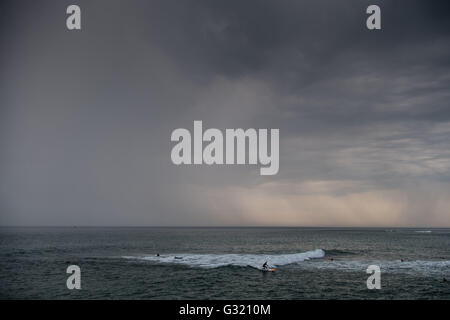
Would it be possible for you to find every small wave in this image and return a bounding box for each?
[302,259,450,276]
[325,249,355,256]
[123,249,325,269]
[415,230,432,233]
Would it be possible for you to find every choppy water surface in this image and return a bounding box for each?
[0,227,449,299]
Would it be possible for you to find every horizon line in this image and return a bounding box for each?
[0,225,449,229]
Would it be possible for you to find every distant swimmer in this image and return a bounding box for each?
[156,253,160,257]
[262,261,268,270]
[400,259,404,262]
[443,277,448,282]
[328,258,334,261]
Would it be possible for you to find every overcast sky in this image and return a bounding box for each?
[1,0,450,227]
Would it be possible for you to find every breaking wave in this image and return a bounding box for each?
[123,249,325,269]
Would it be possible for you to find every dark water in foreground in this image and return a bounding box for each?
[0,227,449,299]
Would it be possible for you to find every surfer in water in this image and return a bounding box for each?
[262,261,268,270]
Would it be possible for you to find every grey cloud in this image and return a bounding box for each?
[1,0,450,226]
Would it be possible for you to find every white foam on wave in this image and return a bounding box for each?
[123,249,325,269]
[415,230,432,233]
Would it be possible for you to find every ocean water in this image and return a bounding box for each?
[0,227,449,299]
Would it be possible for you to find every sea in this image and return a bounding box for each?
[0,227,449,299]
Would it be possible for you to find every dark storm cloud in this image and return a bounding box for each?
[136,1,450,83]
[1,0,450,226]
